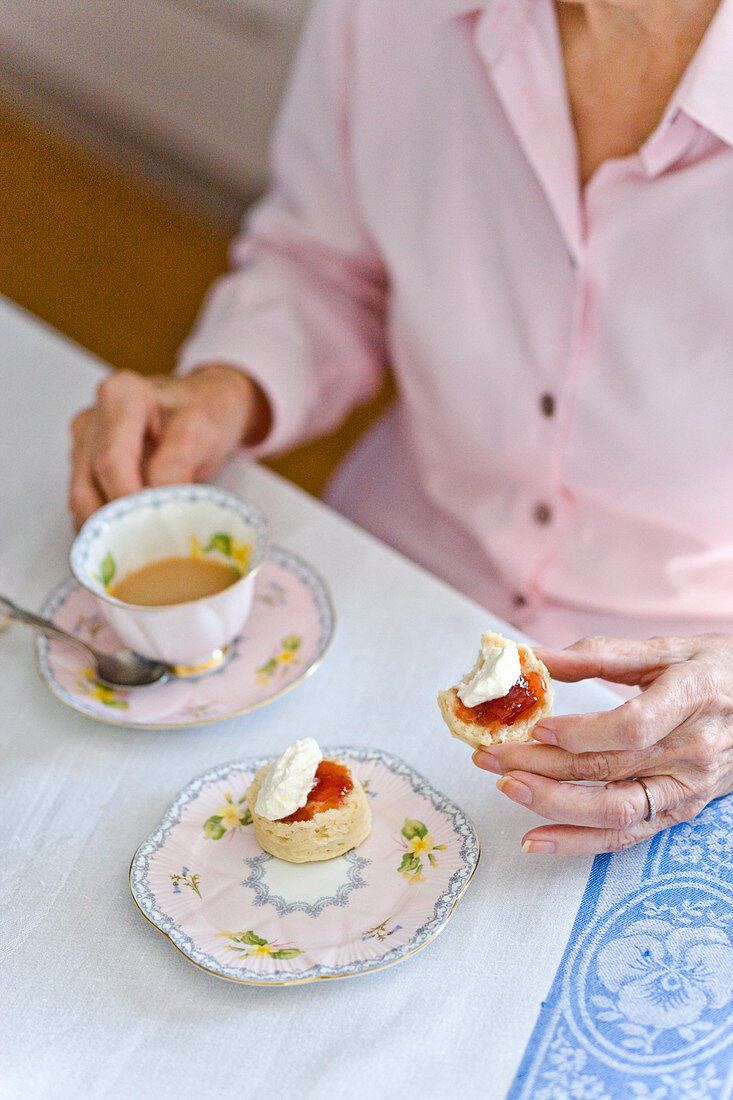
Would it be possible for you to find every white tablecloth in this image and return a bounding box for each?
[0,297,621,1099]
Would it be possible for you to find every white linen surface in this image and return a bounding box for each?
[0,297,620,1099]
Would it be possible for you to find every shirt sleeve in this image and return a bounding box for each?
[176,0,389,456]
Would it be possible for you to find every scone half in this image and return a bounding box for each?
[246,759,371,864]
[438,635,553,749]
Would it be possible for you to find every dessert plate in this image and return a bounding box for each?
[35,547,334,728]
[129,747,481,984]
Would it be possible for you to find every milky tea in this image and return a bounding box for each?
[109,556,241,606]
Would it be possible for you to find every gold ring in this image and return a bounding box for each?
[635,778,657,823]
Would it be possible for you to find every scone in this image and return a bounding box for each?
[438,631,553,749]
[246,739,371,863]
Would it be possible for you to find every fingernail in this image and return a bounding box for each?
[521,840,556,854]
[533,724,557,745]
[473,750,501,774]
[496,776,533,805]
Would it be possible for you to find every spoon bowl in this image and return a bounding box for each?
[1,595,169,688]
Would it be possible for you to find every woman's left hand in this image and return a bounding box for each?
[472,634,733,855]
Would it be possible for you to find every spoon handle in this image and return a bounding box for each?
[0,595,98,663]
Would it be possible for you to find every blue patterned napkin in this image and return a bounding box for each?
[508,796,733,1100]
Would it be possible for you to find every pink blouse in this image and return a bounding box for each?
[179,0,733,645]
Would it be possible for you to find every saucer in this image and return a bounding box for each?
[35,547,335,728]
[129,747,481,984]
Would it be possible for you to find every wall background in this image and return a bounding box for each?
[0,0,393,496]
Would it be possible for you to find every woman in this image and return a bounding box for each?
[69,0,733,855]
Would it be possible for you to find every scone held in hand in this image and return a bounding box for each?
[438,631,553,748]
[246,738,371,863]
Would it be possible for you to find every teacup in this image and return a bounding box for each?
[70,485,269,673]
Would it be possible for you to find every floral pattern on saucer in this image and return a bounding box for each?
[129,748,481,983]
[35,547,334,728]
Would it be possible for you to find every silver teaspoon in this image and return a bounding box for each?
[0,595,169,687]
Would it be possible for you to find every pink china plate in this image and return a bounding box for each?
[129,747,481,983]
[35,547,334,728]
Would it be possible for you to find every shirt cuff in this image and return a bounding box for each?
[175,308,319,460]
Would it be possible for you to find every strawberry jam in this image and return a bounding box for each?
[281,759,353,823]
[455,652,545,727]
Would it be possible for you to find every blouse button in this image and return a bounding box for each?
[540,393,555,417]
[533,502,552,525]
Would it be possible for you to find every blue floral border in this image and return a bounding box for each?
[242,848,371,917]
[129,746,481,983]
[35,575,106,721]
[508,794,733,1100]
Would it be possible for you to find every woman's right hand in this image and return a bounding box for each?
[68,363,271,529]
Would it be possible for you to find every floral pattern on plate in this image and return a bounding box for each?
[34,547,334,728]
[129,747,481,983]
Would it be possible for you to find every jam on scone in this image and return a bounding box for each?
[246,738,371,863]
[438,631,553,749]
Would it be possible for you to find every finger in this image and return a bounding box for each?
[146,405,237,486]
[68,408,105,528]
[532,664,699,753]
[534,635,695,687]
[146,370,255,486]
[495,769,679,829]
[90,372,159,499]
[519,776,699,854]
[519,770,700,854]
[519,823,654,856]
[69,470,105,531]
[473,740,670,785]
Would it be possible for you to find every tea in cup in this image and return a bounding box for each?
[70,484,269,673]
